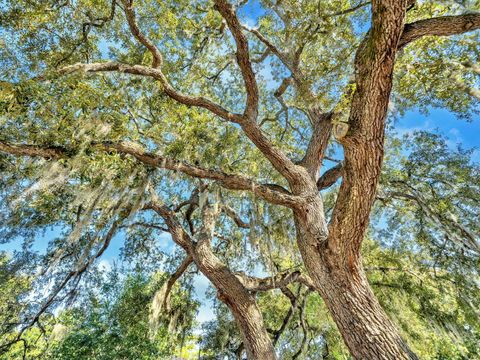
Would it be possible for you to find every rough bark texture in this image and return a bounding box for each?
[296,217,418,359]
[149,202,277,360]
[293,1,420,358]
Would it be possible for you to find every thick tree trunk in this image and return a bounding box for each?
[319,269,417,360]
[308,257,416,359]
[293,206,418,360]
[288,2,419,358]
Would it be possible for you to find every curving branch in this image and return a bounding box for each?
[102,142,301,207]
[146,193,277,359]
[399,13,480,49]
[243,25,313,100]
[292,290,310,360]
[221,205,249,229]
[59,62,239,122]
[59,65,302,186]
[379,182,480,254]
[121,0,163,68]
[213,0,258,120]
[213,0,304,184]
[235,270,314,291]
[56,0,303,186]
[324,2,370,18]
[236,271,300,291]
[267,286,299,346]
[0,140,301,207]
[151,255,193,324]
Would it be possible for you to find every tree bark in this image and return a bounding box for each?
[194,239,277,360]
[289,2,420,358]
[295,213,418,359]
[154,202,276,360]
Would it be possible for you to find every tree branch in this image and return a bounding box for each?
[0,140,302,207]
[151,254,193,323]
[102,142,301,207]
[221,205,249,229]
[300,111,334,177]
[59,61,304,185]
[0,141,64,160]
[1,219,121,353]
[235,270,314,291]
[213,0,258,120]
[214,0,305,185]
[399,13,480,49]
[317,163,343,190]
[120,0,163,68]
[59,62,239,121]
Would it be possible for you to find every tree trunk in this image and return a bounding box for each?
[289,2,419,358]
[321,271,417,360]
[294,208,418,360]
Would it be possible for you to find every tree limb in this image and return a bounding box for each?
[59,60,304,185]
[300,111,334,177]
[221,205,249,229]
[235,270,314,291]
[317,162,343,190]
[213,0,258,120]
[214,0,305,184]
[59,62,239,122]
[151,254,193,323]
[0,141,64,160]
[0,140,302,207]
[399,13,480,49]
[121,0,163,68]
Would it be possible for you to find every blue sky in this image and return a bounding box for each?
[396,109,480,162]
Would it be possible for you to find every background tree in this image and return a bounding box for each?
[0,0,479,359]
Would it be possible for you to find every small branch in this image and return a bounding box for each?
[235,270,314,291]
[1,219,121,353]
[243,25,310,95]
[323,2,370,18]
[151,255,193,319]
[317,162,343,190]
[221,205,249,229]
[271,287,300,345]
[292,290,310,360]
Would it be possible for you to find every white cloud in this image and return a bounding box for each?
[395,119,434,137]
[98,259,112,272]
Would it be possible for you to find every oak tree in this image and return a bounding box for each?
[1,0,479,359]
